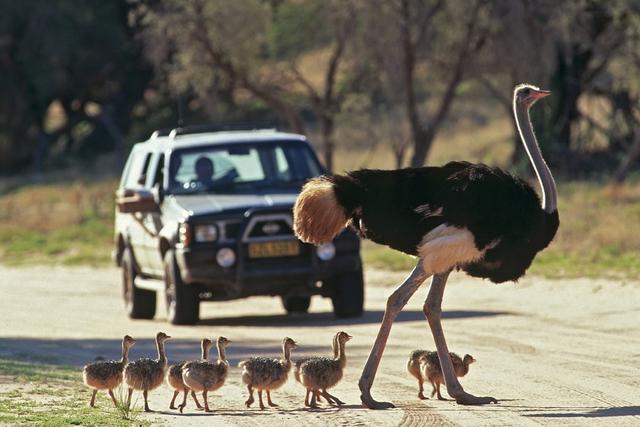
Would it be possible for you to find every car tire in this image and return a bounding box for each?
[281,295,311,314]
[122,247,156,319]
[330,268,364,318]
[164,249,200,325]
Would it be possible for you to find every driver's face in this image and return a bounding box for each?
[196,161,213,179]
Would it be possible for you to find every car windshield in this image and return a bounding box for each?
[168,142,323,195]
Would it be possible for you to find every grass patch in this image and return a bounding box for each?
[0,358,149,426]
[0,180,116,266]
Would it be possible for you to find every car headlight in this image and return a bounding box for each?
[194,224,218,242]
[316,242,336,261]
[178,223,192,246]
[216,248,236,267]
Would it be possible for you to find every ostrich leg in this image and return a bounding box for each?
[424,271,498,405]
[359,263,428,409]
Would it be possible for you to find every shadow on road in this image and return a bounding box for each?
[198,309,514,327]
[525,405,640,418]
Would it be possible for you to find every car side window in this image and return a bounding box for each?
[151,154,165,189]
[123,151,152,189]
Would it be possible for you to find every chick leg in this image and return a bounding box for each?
[424,271,497,405]
[304,388,312,407]
[126,387,133,407]
[245,385,255,408]
[178,390,188,413]
[436,381,446,400]
[322,389,344,405]
[266,390,278,407]
[258,390,265,410]
[359,263,428,409]
[143,390,151,412]
[418,380,427,400]
[430,381,437,398]
[191,390,203,409]
[170,390,179,410]
[203,390,212,413]
[309,389,319,408]
[89,389,97,407]
[108,389,118,407]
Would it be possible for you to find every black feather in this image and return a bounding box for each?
[328,162,559,283]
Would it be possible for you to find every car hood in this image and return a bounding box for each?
[171,193,298,216]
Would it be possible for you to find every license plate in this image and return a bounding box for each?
[248,240,300,258]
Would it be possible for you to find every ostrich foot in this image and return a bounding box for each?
[454,391,498,405]
[245,397,254,408]
[418,392,428,400]
[360,391,395,409]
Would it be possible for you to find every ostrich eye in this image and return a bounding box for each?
[522,88,530,95]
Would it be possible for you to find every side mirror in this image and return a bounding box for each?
[152,183,164,205]
[115,188,158,213]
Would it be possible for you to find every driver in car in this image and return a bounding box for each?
[195,156,215,188]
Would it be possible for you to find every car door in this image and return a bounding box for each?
[122,149,153,271]
[141,152,166,276]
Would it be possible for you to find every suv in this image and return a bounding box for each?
[113,125,363,325]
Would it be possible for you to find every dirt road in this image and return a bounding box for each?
[1,265,639,426]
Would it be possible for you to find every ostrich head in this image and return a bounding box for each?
[283,337,297,350]
[463,354,476,366]
[217,336,232,348]
[202,338,214,350]
[336,331,353,344]
[156,331,171,343]
[514,83,551,107]
[123,335,136,349]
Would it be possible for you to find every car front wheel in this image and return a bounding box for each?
[281,295,311,314]
[164,249,200,325]
[122,247,156,319]
[329,268,364,318]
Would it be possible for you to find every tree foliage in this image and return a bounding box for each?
[1,0,639,180]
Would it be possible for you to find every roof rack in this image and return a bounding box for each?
[149,122,282,140]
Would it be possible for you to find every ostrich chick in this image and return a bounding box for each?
[166,339,212,412]
[83,335,136,407]
[299,331,351,408]
[124,332,171,412]
[409,351,475,400]
[239,337,297,410]
[294,333,338,406]
[182,336,231,413]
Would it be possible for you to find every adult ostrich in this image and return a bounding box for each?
[293,84,559,408]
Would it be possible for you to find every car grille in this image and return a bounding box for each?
[247,219,293,238]
[224,222,242,240]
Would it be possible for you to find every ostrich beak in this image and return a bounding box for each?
[531,89,551,100]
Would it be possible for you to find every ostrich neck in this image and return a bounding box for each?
[336,340,347,369]
[120,342,129,365]
[202,343,210,360]
[156,339,167,366]
[282,343,292,365]
[331,335,338,358]
[217,342,227,363]
[514,102,558,213]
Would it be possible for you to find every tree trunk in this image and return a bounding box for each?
[613,128,640,183]
[319,114,335,172]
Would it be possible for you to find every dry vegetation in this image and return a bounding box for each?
[1,119,639,278]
